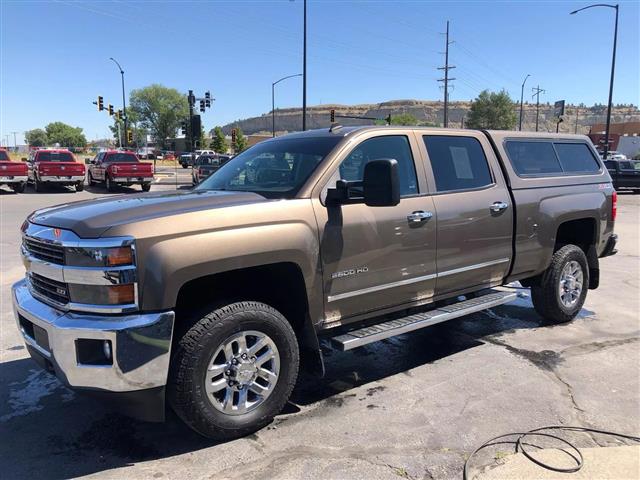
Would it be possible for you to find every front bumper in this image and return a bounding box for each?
[39,175,85,183]
[0,175,27,183]
[12,279,175,421]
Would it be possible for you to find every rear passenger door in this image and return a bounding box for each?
[419,133,513,296]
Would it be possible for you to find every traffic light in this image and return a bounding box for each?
[114,110,122,121]
[199,100,205,113]
[127,130,133,143]
[97,96,104,111]
[205,91,211,108]
[108,104,114,116]
[330,109,335,123]
[231,128,237,144]
[188,90,195,107]
[181,121,187,135]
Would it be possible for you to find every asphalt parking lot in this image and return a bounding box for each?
[0,186,638,480]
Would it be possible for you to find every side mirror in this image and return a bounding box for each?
[84,158,92,164]
[362,159,400,207]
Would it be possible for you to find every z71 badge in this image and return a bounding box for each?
[331,266,369,279]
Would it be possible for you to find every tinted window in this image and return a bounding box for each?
[505,141,562,175]
[198,136,341,199]
[604,160,616,169]
[197,156,219,166]
[423,136,493,192]
[35,151,74,162]
[619,161,633,170]
[338,135,418,197]
[0,150,9,161]
[104,153,138,163]
[554,143,600,173]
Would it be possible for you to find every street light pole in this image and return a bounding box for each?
[570,4,619,158]
[302,0,307,131]
[519,74,530,131]
[109,57,128,148]
[272,74,303,137]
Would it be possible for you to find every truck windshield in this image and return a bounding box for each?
[36,151,74,162]
[196,136,341,199]
[104,153,138,163]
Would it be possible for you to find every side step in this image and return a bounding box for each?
[331,289,518,351]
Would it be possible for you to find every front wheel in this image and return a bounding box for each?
[168,301,299,440]
[531,244,589,323]
[141,183,151,192]
[12,182,26,193]
[76,181,84,192]
[88,171,96,186]
[33,178,44,192]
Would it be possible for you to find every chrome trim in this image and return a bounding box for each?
[0,175,28,182]
[21,223,138,313]
[38,175,85,182]
[436,257,510,278]
[327,273,437,303]
[12,279,174,392]
[327,258,510,303]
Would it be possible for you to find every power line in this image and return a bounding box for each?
[437,21,456,128]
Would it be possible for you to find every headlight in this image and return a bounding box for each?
[66,246,134,267]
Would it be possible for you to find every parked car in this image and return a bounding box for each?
[180,150,216,168]
[192,154,231,185]
[13,127,617,440]
[26,148,85,192]
[605,151,628,161]
[605,158,640,192]
[87,150,154,192]
[0,148,28,192]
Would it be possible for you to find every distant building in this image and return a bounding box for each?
[588,122,640,157]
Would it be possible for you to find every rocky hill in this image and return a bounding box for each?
[219,100,639,136]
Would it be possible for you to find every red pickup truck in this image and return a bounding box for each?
[27,149,86,192]
[87,150,153,192]
[0,149,28,192]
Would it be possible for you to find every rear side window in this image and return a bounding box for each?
[0,150,9,161]
[505,141,601,176]
[35,151,74,162]
[423,136,493,192]
[554,143,600,173]
[104,153,138,163]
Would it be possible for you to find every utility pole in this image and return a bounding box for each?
[575,107,580,134]
[519,74,530,131]
[302,0,307,131]
[10,131,18,149]
[437,21,456,128]
[532,85,545,132]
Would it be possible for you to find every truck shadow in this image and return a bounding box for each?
[0,300,594,479]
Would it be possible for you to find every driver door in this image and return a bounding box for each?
[312,132,437,325]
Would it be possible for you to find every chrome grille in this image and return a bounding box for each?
[29,273,69,305]
[23,236,65,265]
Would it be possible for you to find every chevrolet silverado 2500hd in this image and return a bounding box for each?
[13,126,618,439]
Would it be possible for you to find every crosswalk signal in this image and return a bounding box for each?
[97,96,104,111]
[127,130,133,143]
[108,104,114,116]
[330,109,335,123]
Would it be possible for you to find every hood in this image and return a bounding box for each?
[29,189,267,238]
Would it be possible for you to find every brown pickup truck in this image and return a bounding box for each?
[13,126,618,439]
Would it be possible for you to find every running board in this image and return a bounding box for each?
[331,290,518,351]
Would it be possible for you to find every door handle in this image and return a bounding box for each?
[490,201,509,213]
[407,210,433,223]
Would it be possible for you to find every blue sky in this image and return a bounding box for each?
[1,0,639,144]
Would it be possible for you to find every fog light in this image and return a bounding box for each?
[103,340,112,360]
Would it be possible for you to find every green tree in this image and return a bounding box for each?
[390,113,419,126]
[25,128,48,147]
[44,122,87,148]
[466,90,517,130]
[232,127,248,153]
[129,84,188,149]
[210,126,228,153]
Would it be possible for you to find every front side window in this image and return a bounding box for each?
[197,136,341,199]
[423,136,493,192]
[337,135,418,197]
[554,143,601,173]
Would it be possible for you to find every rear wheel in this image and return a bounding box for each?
[168,301,299,440]
[106,175,115,192]
[76,181,84,192]
[88,171,96,186]
[33,178,44,192]
[531,244,589,323]
[11,182,26,193]
[141,183,151,192]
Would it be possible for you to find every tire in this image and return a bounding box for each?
[168,301,299,440]
[531,244,589,323]
[76,181,84,192]
[88,171,96,186]
[33,178,44,192]
[182,164,188,169]
[11,182,25,193]
[106,175,115,192]
[141,183,151,192]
